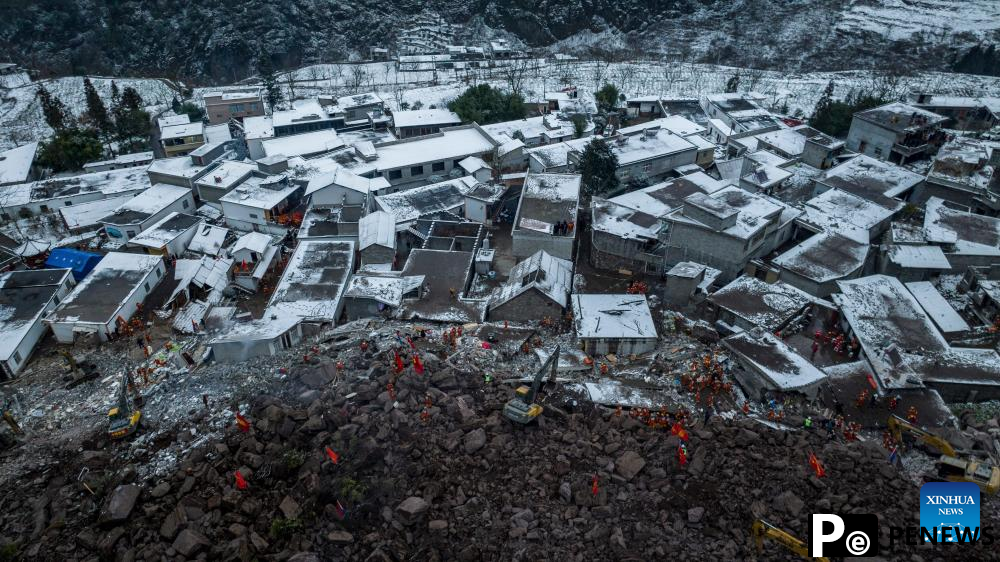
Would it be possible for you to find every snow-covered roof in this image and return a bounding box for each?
[160,121,204,140]
[265,240,355,322]
[905,281,969,334]
[490,250,573,310]
[514,172,581,233]
[209,315,301,344]
[100,183,192,225]
[458,156,490,174]
[913,348,1000,388]
[272,99,334,129]
[343,273,424,307]
[590,198,662,241]
[886,245,951,270]
[82,151,154,171]
[525,138,588,169]
[147,155,215,180]
[188,224,229,256]
[372,126,497,172]
[571,294,657,340]
[203,124,233,144]
[59,195,133,230]
[304,166,390,197]
[260,129,344,159]
[741,161,792,189]
[923,197,1000,257]
[157,114,190,129]
[0,269,71,360]
[4,166,150,207]
[709,276,815,331]
[375,176,477,226]
[604,130,696,166]
[723,330,828,392]
[48,252,162,324]
[392,109,461,129]
[242,115,274,140]
[610,172,728,218]
[855,102,948,133]
[127,212,202,249]
[672,186,794,240]
[772,232,869,283]
[0,142,37,185]
[231,232,273,256]
[203,88,261,102]
[219,174,298,209]
[194,161,257,190]
[333,92,383,109]
[799,187,899,242]
[927,137,994,192]
[482,114,591,145]
[819,154,924,200]
[358,210,396,251]
[755,128,808,156]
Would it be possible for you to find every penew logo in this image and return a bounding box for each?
[920,482,980,543]
[810,513,879,557]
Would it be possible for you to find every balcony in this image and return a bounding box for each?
[891,142,930,157]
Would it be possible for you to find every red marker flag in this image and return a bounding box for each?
[394,350,404,373]
[406,336,415,349]
[808,451,826,478]
[677,445,688,467]
[866,373,878,390]
[235,412,250,433]
[325,446,340,464]
[234,470,248,490]
[333,499,346,520]
[591,474,599,496]
[412,354,424,375]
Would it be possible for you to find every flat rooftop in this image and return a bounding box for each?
[923,197,1000,257]
[266,240,355,322]
[99,183,192,226]
[49,252,162,324]
[571,294,657,340]
[709,276,814,331]
[514,173,581,234]
[399,249,483,323]
[772,232,869,283]
[855,102,947,133]
[723,330,827,392]
[820,154,923,200]
[128,212,202,248]
[0,269,70,358]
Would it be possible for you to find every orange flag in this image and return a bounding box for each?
[413,354,424,375]
[325,446,340,464]
[394,351,404,373]
[808,451,826,478]
[591,474,599,496]
[235,412,250,432]
[235,470,248,490]
[671,423,690,442]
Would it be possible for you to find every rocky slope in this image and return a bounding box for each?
[1,1,998,84]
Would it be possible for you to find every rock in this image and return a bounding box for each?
[429,519,448,531]
[775,490,805,517]
[103,485,141,524]
[464,428,487,454]
[395,496,429,526]
[288,554,321,562]
[688,507,705,524]
[559,482,572,503]
[150,482,171,498]
[279,495,301,518]
[327,530,353,544]
[159,511,180,539]
[300,368,333,389]
[615,451,646,481]
[172,529,209,557]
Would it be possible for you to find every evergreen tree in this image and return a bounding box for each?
[110,80,120,106]
[594,83,620,114]
[570,114,588,138]
[82,78,112,138]
[578,138,619,198]
[177,101,205,122]
[171,96,181,113]
[257,53,282,110]
[119,86,143,111]
[447,84,524,125]
[725,71,741,93]
[36,85,70,131]
[37,129,103,172]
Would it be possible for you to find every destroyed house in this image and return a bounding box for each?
[908,93,1000,132]
[208,316,303,362]
[723,330,828,399]
[708,276,816,333]
[126,212,203,257]
[571,294,657,356]
[846,102,948,164]
[589,198,664,274]
[231,232,279,293]
[342,272,425,321]
[99,183,196,242]
[297,205,364,241]
[45,252,166,343]
[374,176,478,228]
[0,269,74,378]
[265,240,355,323]
[923,197,1000,269]
[488,250,572,323]
[915,137,999,213]
[511,172,581,260]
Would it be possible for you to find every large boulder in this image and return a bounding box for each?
[102,485,141,524]
[463,428,487,454]
[172,529,210,557]
[615,451,646,481]
[396,496,429,526]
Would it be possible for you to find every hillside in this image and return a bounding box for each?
[1,1,999,84]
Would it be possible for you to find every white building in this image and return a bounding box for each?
[209,316,303,362]
[392,109,462,138]
[571,294,658,356]
[219,173,303,235]
[358,210,396,266]
[265,240,355,323]
[304,168,391,208]
[512,172,582,260]
[231,232,280,292]
[126,212,204,257]
[0,269,75,378]
[45,252,166,343]
[99,183,196,242]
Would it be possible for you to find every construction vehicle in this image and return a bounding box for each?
[752,519,829,561]
[2,404,21,436]
[504,345,559,424]
[59,349,100,389]
[887,414,999,495]
[108,369,142,440]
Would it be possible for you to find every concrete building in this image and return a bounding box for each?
[913,137,1000,213]
[0,269,75,378]
[879,245,952,282]
[193,160,257,205]
[342,271,424,321]
[571,294,657,356]
[663,262,721,307]
[1,166,150,219]
[370,125,498,187]
[707,275,816,333]
[265,240,355,323]
[126,212,203,257]
[321,92,386,126]
[511,172,581,260]
[796,187,901,244]
[208,316,303,362]
[568,128,702,185]
[846,102,948,164]
[230,232,280,293]
[723,329,828,399]
[297,205,364,241]
[45,252,166,343]
[771,232,870,297]
[923,197,1000,269]
[304,168,390,208]
[159,115,206,157]
[203,89,265,125]
[488,250,572,323]
[0,142,39,187]
[83,151,154,173]
[358,211,396,266]
[908,93,1000,132]
[219,173,304,235]
[99,184,196,242]
[814,154,924,206]
[392,109,462,139]
[754,125,846,170]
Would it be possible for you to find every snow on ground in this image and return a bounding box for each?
[835,0,1000,41]
[0,76,177,150]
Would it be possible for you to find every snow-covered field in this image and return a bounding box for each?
[0,76,177,150]
[835,0,1000,41]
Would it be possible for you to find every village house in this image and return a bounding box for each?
[771,232,871,297]
[187,223,230,257]
[663,261,722,307]
[296,205,364,241]
[99,183,195,243]
[242,99,341,159]
[846,102,948,164]
[488,250,573,323]
[259,129,345,160]
[304,167,389,208]
[0,142,39,187]
[208,316,303,362]
[193,160,257,205]
[319,92,387,128]
[126,212,203,257]
[58,195,133,235]
[159,114,206,157]
[342,271,425,321]
[0,269,75,378]
[912,137,999,213]
[702,93,785,146]
[1,166,150,219]
[83,151,154,173]
[526,138,590,173]
[707,275,818,333]
[814,154,925,206]
[367,125,498,187]
[905,281,970,341]
[202,88,265,125]
[878,244,952,282]
[230,232,280,293]
[45,252,166,343]
[908,92,1000,132]
[482,113,595,148]
[265,240,355,323]
[358,210,397,266]
[511,172,581,260]
[571,294,658,356]
[146,145,231,190]
[568,127,702,185]
[796,187,900,244]
[923,196,1000,269]
[392,109,462,139]
[754,125,846,170]
[374,175,480,229]
[219,173,304,235]
[723,329,828,399]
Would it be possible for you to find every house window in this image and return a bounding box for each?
[53,294,59,304]
[410,165,424,176]
[64,201,73,206]
[250,103,259,111]
[144,281,150,292]
[12,351,21,364]
[249,213,259,219]
[642,162,652,173]
[126,230,137,237]
[155,269,162,278]
[388,170,402,180]
[432,162,445,172]
[873,147,883,158]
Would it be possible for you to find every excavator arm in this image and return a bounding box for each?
[525,345,560,405]
[888,415,957,457]
[752,519,829,561]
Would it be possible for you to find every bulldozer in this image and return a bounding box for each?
[108,369,142,440]
[887,414,999,495]
[504,345,559,424]
[752,519,828,561]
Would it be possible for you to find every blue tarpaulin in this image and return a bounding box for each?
[44,248,103,281]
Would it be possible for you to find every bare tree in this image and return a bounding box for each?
[498,58,531,96]
[349,65,368,93]
[589,48,614,91]
[612,63,637,97]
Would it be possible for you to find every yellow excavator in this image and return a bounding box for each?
[504,345,559,424]
[108,369,142,440]
[887,414,999,495]
[752,519,829,561]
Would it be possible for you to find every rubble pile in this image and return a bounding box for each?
[1,332,998,562]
